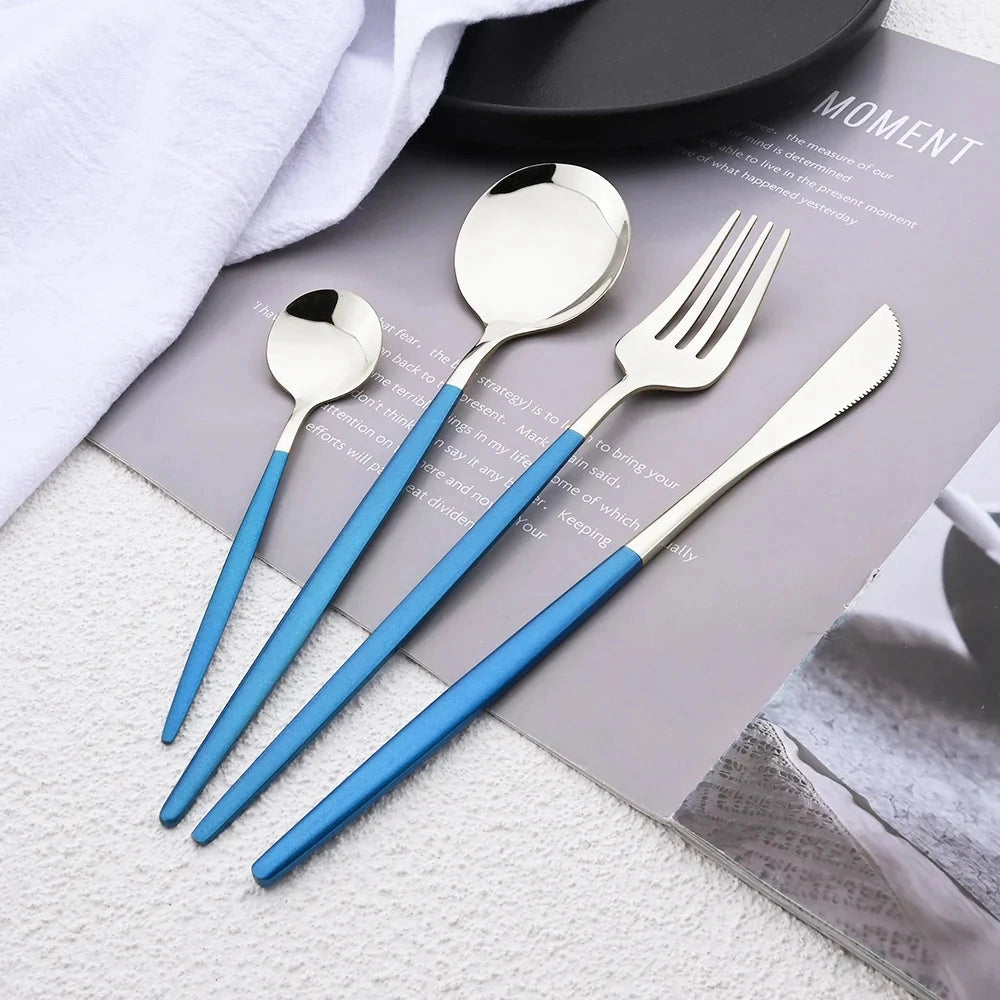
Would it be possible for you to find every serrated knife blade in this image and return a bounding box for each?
[629,304,902,561]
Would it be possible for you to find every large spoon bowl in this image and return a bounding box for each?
[455,163,630,337]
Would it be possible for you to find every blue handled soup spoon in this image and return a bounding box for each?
[161,289,383,744]
[159,164,631,823]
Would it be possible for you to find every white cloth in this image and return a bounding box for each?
[0,0,573,525]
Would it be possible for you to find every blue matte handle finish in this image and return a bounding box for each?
[251,545,642,886]
[193,427,585,843]
[162,449,290,744]
[160,383,462,826]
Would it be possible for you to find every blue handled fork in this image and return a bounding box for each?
[187,211,788,841]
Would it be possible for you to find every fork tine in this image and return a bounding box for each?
[696,227,790,375]
[621,210,741,342]
[660,215,758,347]
[684,221,773,355]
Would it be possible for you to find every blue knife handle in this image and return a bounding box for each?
[251,545,642,885]
[192,427,585,843]
[159,383,462,826]
[162,449,289,744]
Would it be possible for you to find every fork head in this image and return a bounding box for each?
[615,211,790,392]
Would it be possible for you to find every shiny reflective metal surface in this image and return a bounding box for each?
[568,211,790,436]
[629,304,902,561]
[448,163,630,387]
[269,289,382,450]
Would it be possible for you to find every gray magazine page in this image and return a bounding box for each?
[675,421,1000,1000]
[94,29,1000,824]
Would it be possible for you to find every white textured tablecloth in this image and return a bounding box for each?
[3,3,999,997]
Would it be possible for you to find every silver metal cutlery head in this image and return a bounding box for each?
[629,303,902,562]
[614,211,790,392]
[267,289,383,412]
[766,302,901,427]
[454,163,630,338]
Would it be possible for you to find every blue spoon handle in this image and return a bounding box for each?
[251,545,642,886]
[160,383,462,826]
[193,426,585,843]
[162,449,290,744]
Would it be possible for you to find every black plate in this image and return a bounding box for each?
[431,0,889,149]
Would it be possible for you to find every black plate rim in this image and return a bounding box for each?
[438,0,886,121]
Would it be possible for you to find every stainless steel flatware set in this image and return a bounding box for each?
[156,162,902,886]
[189,209,787,843]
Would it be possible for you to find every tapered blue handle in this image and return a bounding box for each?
[162,449,289,744]
[251,545,642,885]
[160,383,462,826]
[193,427,584,843]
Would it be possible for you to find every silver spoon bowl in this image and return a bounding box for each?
[269,289,382,445]
[450,163,630,382]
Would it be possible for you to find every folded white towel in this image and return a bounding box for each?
[0,0,573,525]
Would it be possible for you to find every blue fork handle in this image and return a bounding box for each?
[251,545,642,886]
[159,383,462,826]
[162,449,290,744]
[192,426,585,843]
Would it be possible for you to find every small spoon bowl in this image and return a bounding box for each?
[268,288,382,422]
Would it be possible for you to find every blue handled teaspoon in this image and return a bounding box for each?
[161,289,383,743]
